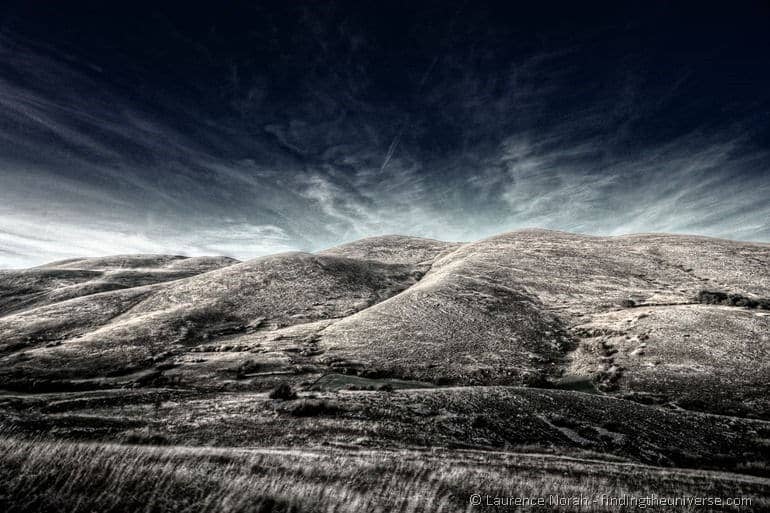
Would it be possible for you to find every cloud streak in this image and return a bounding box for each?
[0,4,768,268]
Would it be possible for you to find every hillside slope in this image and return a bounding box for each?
[0,230,768,419]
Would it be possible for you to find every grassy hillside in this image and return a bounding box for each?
[3,386,769,474]
[1,231,768,400]
[1,438,766,513]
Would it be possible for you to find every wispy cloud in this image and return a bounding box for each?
[0,14,768,269]
[451,128,769,242]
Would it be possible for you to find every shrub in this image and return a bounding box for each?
[471,414,491,429]
[268,383,297,400]
[696,290,770,309]
[119,428,170,446]
[284,399,339,417]
[235,359,259,379]
[522,371,551,388]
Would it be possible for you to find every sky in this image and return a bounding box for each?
[0,1,769,268]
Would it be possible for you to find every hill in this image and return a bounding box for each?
[1,231,768,414]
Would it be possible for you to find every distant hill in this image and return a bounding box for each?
[1,230,768,420]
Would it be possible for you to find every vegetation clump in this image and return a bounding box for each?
[268,383,297,401]
[696,290,770,309]
[119,428,170,446]
[284,399,339,416]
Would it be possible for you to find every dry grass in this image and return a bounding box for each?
[5,386,770,474]
[0,437,767,513]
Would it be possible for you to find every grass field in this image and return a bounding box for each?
[1,437,767,513]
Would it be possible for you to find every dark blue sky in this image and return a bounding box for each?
[1,1,769,267]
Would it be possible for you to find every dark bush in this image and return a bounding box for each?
[696,290,770,310]
[119,428,170,446]
[284,399,339,416]
[235,359,260,379]
[472,414,492,429]
[268,383,297,400]
[696,290,729,304]
[522,371,551,388]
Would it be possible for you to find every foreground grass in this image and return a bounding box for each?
[0,437,767,512]
[7,386,769,475]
